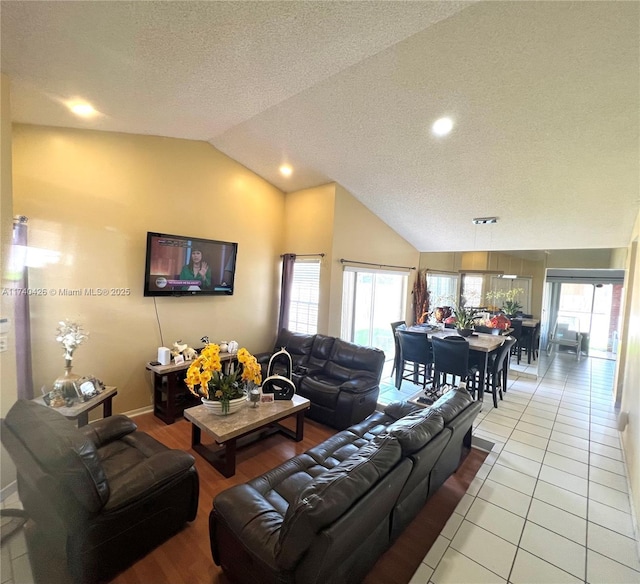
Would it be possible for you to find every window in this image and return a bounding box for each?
[427,273,458,308]
[461,274,484,307]
[288,260,320,334]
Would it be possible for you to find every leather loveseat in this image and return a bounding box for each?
[1,400,200,584]
[256,329,385,430]
[209,386,481,584]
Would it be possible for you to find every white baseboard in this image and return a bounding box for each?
[124,405,154,418]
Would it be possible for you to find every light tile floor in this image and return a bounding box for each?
[393,352,640,584]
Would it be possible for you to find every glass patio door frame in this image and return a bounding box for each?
[340,266,408,358]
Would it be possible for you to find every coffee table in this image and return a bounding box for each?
[183,394,311,477]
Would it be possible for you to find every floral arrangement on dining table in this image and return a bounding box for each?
[477,314,512,330]
[186,344,262,414]
[485,288,525,316]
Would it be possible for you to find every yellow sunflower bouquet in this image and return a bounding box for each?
[186,344,262,414]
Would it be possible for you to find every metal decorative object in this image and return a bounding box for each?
[262,348,296,400]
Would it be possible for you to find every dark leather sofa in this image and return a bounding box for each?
[210,387,481,584]
[1,400,199,584]
[256,329,385,430]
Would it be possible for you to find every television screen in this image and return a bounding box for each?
[144,232,238,296]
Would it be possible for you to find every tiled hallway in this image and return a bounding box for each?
[397,352,640,583]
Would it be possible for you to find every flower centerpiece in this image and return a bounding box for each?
[478,314,512,330]
[485,288,525,317]
[53,320,89,398]
[186,344,262,414]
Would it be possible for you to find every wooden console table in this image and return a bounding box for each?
[33,386,118,427]
[147,352,236,424]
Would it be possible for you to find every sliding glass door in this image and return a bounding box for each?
[341,267,408,367]
[546,282,623,358]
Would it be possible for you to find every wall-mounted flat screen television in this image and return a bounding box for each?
[144,232,238,296]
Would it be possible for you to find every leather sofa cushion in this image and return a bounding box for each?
[80,415,137,447]
[431,387,474,424]
[3,400,109,513]
[276,434,402,570]
[247,430,373,515]
[306,334,335,370]
[384,401,422,421]
[347,411,391,439]
[297,374,341,408]
[384,408,445,455]
[323,339,385,382]
[273,330,314,367]
[103,439,197,511]
[305,430,371,467]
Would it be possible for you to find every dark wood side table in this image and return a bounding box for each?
[33,386,118,426]
[147,352,236,424]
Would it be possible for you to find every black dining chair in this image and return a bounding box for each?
[390,320,406,378]
[431,336,478,393]
[484,336,517,407]
[395,329,433,390]
[519,322,540,364]
[509,319,524,364]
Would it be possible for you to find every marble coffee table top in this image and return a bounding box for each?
[183,394,310,442]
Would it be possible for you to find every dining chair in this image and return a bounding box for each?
[519,321,540,364]
[390,320,406,379]
[484,336,517,407]
[431,336,478,392]
[395,329,433,390]
[509,319,524,364]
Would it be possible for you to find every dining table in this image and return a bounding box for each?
[402,324,507,402]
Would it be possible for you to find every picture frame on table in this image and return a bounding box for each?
[77,376,105,401]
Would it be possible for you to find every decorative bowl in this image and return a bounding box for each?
[201,396,246,415]
[457,328,474,337]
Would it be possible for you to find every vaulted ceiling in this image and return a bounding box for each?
[2,1,638,252]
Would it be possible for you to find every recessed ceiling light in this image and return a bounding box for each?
[279,164,293,177]
[432,117,454,136]
[67,101,99,118]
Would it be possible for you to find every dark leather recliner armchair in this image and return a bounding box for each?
[1,400,199,584]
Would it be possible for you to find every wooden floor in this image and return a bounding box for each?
[36,411,486,584]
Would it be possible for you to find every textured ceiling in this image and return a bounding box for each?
[2,1,638,252]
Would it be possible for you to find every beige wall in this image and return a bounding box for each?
[329,184,420,335]
[283,183,419,337]
[619,210,640,537]
[546,248,613,268]
[1,74,17,490]
[11,124,284,416]
[610,247,628,269]
[283,183,336,335]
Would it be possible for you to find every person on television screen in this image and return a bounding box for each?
[179,249,211,290]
